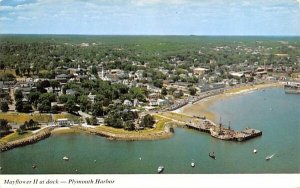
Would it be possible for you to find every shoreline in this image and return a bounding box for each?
[0,119,176,152]
[0,82,282,152]
[179,82,282,123]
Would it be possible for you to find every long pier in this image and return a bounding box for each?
[186,119,262,142]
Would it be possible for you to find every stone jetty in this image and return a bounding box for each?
[0,127,55,152]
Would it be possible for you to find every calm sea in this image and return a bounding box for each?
[0,88,299,174]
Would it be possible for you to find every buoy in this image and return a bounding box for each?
[139,157,142,160]
[94,160,97,163]
[253,149,257,153]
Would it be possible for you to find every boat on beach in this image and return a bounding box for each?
[157,166,164,173]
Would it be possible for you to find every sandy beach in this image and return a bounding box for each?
[179,82,282,123]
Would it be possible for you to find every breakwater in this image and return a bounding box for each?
[0,127,55,152]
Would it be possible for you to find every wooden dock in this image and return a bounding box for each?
[186,120,262,142]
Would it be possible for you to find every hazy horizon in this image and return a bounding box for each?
[1,0,300,36]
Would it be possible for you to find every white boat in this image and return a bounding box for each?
[63,156,69,161]
[253,149,257,153]
[265,154,274,160]
[191,162,195,167]
[157,166,164,173]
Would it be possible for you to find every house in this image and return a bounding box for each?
[56,118,71,127]
[157,99,167,106]
[149,100,158,106]
[229,72,244,78]
[193,67,209,76]
[88,93,96,103]
[66,89,76,95]
[55,74,70,83]
[123,99,133,106]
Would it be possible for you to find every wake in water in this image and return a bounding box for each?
[265,153,275,160]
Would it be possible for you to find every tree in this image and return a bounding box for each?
[0,119,11,136]
[51,105,59,114]
[161,87,167,96]
[22,103,32,113]
[17,124,26,135]
[129,87,147,102]
[92,102,104,116]
[65,98,77,114]
[105,114,123,128]
[15,100,23,112]
[79,95,91,112]
[91,66,98,75]
[14,90,23,102]
[86,116,97,125]
[0,101,9,112]
[121,110,139,121]
[38,100,51,113]
[124,120,135,131]
[28,91,41,108]
[39,93,56,104]
[153,79,163,88]
[139,114,155,128]
[188,87,197,96]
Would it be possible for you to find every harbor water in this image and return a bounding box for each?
[0,88,299,174]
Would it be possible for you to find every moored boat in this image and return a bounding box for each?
[209,152,216,160]
[265,154,274,160]
[63,156,69,161]
[157,166,164,173]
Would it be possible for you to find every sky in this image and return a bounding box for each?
[0,0,300,35]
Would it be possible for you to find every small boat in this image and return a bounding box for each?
[63,156,69,161]
[139,157,142,160]
[266,154,274,160]
[32,164,36,169]
[94,160,97,163]
[157,166,164,173]
[209,152,216,160]
[0,167,2,170]
[253,149,257,153]
[191,162,195,167]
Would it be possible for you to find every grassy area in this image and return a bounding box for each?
[153,115,172,131]
[0,112,51,124]
[94,115,172,135]
[0,69,16,77]
[159,112,192,123]
[52,113,81,122]
[0,131,33,143]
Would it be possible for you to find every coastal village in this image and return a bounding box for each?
[1,37,300,152]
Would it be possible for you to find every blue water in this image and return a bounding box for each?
[0,88,299,174]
